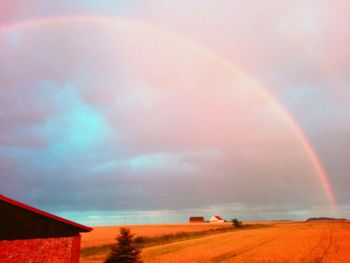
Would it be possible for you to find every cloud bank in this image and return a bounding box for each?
[1,1,349,224]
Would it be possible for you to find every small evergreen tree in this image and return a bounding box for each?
[104,227,143,263]
[231,218,242,228]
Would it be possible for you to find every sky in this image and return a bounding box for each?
[1,1,349,225]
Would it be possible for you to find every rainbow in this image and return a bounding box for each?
[0,15,337,208]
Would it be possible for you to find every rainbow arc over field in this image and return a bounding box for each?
[0,15,337,209]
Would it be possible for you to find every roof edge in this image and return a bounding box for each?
[0,194,92,232]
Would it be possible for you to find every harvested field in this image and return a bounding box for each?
[81,222,274,248]
[81,223,232,248]
[81,221,350,263]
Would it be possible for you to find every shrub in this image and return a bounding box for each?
[104,227,143,263]
[231,218,242,228]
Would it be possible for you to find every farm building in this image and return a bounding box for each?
[209,216,225,223]
[0,194,92,263]
[189,216,205,223]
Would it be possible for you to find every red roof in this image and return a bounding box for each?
[0,195,92,232]
[214,216,223,220]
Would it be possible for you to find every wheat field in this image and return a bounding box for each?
[81,223,233,248]
[81,221,350,262]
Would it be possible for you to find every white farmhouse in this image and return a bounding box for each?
[209,215,224,223]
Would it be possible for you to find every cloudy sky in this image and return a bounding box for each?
[1,1,349,225]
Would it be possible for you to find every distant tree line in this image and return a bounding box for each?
[306,217,346,221]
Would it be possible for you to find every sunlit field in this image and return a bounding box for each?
[81,222,233,248]
[80,220,350,262]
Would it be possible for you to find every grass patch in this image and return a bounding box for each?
[81,244,113,257]
[81,224,270,258]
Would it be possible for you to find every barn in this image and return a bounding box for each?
[189,216,205,223]
[0,194,92,263]
[209,215,225,223]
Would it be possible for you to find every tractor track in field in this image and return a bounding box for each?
[319,224,334,261]
[210,236,278,262]
[302,223,334,263]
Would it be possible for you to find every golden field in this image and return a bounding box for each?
[81,223,234,248]
[81,220,350,262]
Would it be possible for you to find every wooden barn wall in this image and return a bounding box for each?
[0,236,81,263]
[0,201,79,240]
